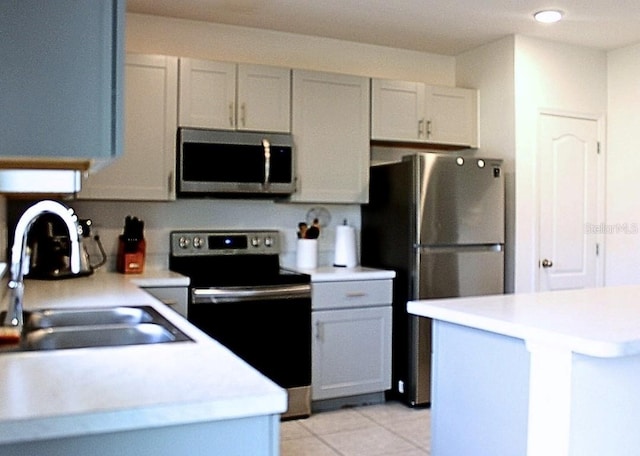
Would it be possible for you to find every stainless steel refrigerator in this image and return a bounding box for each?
[362,152,505,406]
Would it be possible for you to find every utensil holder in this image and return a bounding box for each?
[296,239,318,269]
[117,236,146,274]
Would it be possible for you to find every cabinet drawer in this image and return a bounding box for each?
[312,280,392,310]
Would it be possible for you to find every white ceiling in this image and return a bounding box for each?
[127,0,640,56]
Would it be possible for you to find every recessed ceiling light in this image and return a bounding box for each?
[534,9,564,24]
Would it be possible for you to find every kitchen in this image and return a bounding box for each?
[2,1,640,455]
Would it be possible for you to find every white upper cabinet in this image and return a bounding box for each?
[426,85,478,147]
[371,78,478,147]
[178,59,291,132]
[291,70,370,203]
[0,0,124,168]
[237,64,292,132]
[79,54,178,200]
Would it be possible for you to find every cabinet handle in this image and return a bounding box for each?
[426,120,432,138]
[240,103,246,127]
[315,321,324,340]
[167,171,174,194]
[418,119,425,138]
[345,292,367,298]
[229,102,235,127]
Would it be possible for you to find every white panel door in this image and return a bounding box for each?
[538,114,600,291]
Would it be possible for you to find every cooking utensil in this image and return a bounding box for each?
[297,222,308,239]
[305,225,320,239]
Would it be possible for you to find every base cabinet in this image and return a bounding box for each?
[311,280,392,401]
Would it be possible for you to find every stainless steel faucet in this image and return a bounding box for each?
[3,200,81,330]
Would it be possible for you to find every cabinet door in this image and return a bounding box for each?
[178,59,236,129]
[425,86,478,147]
[237,64,291,132]
[79,54,178,200]
[371,78,425,141]
[291,70,370,203]
[1,0,124,165]
[312,306,392,400]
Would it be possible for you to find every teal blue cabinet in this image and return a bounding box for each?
[0,0,124,168]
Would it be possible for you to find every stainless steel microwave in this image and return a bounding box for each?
[177,128,296,197]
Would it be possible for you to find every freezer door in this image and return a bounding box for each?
[416,246,505,298]
[406,247,504,406]
[415,154,505,245]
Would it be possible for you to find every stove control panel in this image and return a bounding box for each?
[170,230,281,256]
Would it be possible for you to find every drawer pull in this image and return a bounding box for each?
[345,292,367,298]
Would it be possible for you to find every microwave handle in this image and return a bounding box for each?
[262,138,271,189]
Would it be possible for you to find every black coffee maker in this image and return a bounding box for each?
[26,214,106,280]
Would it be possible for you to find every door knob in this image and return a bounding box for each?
[541,259,553,268]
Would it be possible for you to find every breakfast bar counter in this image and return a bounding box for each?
[408,285,640,456]
[0,269,286,455]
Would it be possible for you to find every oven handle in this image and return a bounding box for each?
[192,283,311,304]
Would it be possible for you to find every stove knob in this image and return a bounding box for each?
[193,236,204,249]
[264,236,274,247]
[250,237,261,248]
[178,236,191,249]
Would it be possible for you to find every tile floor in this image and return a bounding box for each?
[280,401,431,456]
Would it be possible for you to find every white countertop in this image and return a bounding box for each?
[408,285,640,358]
[0,269,287,445]
[287,265,396,282]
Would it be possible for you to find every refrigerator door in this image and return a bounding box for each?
[416,246,505,298]
[407,247,505,406]
[414,154,504,246]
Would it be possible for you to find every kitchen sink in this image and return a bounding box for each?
[24,306,155,329]
[23,323,182,350]
[0,306,192,352]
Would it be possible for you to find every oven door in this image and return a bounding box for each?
[188,284,311,390]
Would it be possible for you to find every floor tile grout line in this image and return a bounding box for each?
[282,402,431,455]
[352,405,431,453]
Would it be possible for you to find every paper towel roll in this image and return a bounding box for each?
[333,225,357,267]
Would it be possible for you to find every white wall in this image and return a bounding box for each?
[513,36,607,292]
[60,14,458,271]
[125,14,456,85]
[456,36,516,292]
[65,200,356,270]
[606,43,640,285]
[457,36,607,294]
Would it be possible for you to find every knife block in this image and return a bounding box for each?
[117,236,146,274]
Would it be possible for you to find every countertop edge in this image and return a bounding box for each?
[0,270,287,445]
[0,392,287,445]
[407,296,640,359]
[285,265,396,282]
